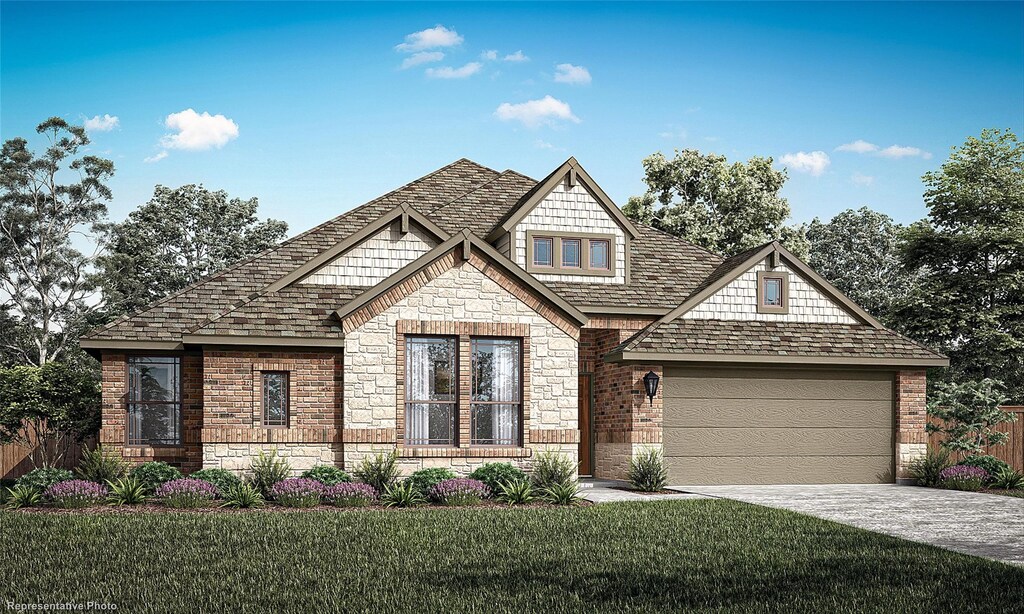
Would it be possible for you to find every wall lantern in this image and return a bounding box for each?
[643,371,660,406]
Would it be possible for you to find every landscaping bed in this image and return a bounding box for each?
[1,500,1021,612]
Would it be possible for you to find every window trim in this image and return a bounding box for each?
[403,335,459,447]
[125,355,183,448]
[756,270,790,314]
[524,230,617,277]
[260,371,290,429]
[470,336,524,447]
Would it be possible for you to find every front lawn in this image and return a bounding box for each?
[2,500,1021,612]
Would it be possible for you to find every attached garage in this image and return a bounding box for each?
[662,367,896,485]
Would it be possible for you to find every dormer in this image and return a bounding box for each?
[487,158,638,284]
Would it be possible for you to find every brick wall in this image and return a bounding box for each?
[895,369,927,479]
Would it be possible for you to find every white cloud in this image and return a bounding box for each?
[159,109,239,151]
[425,62,482,79]
[143,151,168,163]
[84,114,119,132]
[495,95,580,129]
[878,144,932,159]
[836,139,879,153]
[553,63,591,85]
[504,50,529,62]
[780,151,830,176]
[401,51,444,69]
[480,49,498,61]
[395,25,463,52]
[851,172,875,187]
[659,128,687,140]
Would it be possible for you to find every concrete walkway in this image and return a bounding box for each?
[671,484,1024,565]
[581,479,708,503]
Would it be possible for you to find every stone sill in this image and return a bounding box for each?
[399,447,533,458]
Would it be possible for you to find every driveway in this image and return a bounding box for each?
[671,484,1024,565]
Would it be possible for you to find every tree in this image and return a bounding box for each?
[896,129,1024,399]
[0,361,101,468]
[926,379,1015,459]
[806,207,911,325]
[0,118,113,365]
[624,150,808,257]
[96,184,288,317]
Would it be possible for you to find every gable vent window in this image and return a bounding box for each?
[756,270,790,314]
[526,231,616,277]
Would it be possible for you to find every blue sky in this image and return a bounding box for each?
[2,2,1022,235]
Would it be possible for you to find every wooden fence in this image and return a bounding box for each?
[928,406,1024,471]
[0,433,96,480]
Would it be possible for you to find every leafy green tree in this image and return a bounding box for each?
[97,184,288,317]
[624,150,808,257]
[896,129,1024,399]
[926,379,1014,459]
[0,118,113,365]
[806,207,911,324]
[0,361,101,468]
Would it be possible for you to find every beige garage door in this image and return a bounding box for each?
[663,367,895,485]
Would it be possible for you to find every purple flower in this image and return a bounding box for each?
[323,482,378,506]
[44,479,108,507]
[156,478,219,498]
[429,478,490,505]
[940,465,989,481]
[269,478,325,507]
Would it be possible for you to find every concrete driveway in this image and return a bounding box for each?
[671,484,1024,565]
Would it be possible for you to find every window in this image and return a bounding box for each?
[756,270,789,314]
[589,239,609,270]
[471,338,522,446]
[405,337,457,446]
[763,278,783,307]
[127,357,181,446]
[561,239,581,269]
[532,237,553,267]
[262,372,289,427]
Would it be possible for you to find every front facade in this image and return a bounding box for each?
[82,158,947,484]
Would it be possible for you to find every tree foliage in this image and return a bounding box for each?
[0,118,113,365]
[96,184,287,318]
[806,207,911,325]
[0,361,101,468]
[895,129,1024,398]
[926,379,1015,459]
[624,150,808,257]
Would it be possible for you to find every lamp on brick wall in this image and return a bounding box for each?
[643,371,660,406]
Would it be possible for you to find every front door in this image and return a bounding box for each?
[578,374,593,476]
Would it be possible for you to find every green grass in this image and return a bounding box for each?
[1,500,1021,612]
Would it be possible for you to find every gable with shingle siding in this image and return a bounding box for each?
[299,222,438,287]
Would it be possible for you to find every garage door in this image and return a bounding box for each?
[663,367,895,485]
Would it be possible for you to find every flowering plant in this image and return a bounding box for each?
[429,478,490,506]
[43,479,108,508]
[939,465,988,491]
[323,482,377,507]
[156,478,218,508]
[269,477,324,508]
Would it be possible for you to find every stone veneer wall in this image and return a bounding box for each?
[99,352,204,473]
[895,370,928,481]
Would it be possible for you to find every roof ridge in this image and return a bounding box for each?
[423,169,515,215]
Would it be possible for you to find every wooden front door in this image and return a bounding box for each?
[578,374,593,476]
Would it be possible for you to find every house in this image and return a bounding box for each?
[80,158,947,485]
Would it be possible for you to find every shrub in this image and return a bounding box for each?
[16,467,74,493]
[269,478,324,508]
[44,479,108,508]
[156,478,218,508]
[542,481,583,506]
[628,448,668,492]
[469,463,527,494]
[76,446,128,484]
[531,450,576,489]
[429,478,490,506]
[407,467,457,499]
[323,482,378,507]
[5,485,41,509]
[300,465,351,486]
[939,465,988,491]
[960,455,1011,482]
[908,448,953,487]
[221,483,265,509]
[381,480,424,508]
[249,449,292,497]
[354,451,399,493]
[130,462,183,494]
[190,469,242,496]
[497,479,534,505]
[990,467,1024,490]
[107,477,148,505]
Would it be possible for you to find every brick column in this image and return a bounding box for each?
[895,370,927,481]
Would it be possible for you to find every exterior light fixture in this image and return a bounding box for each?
[643,371,660,406]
